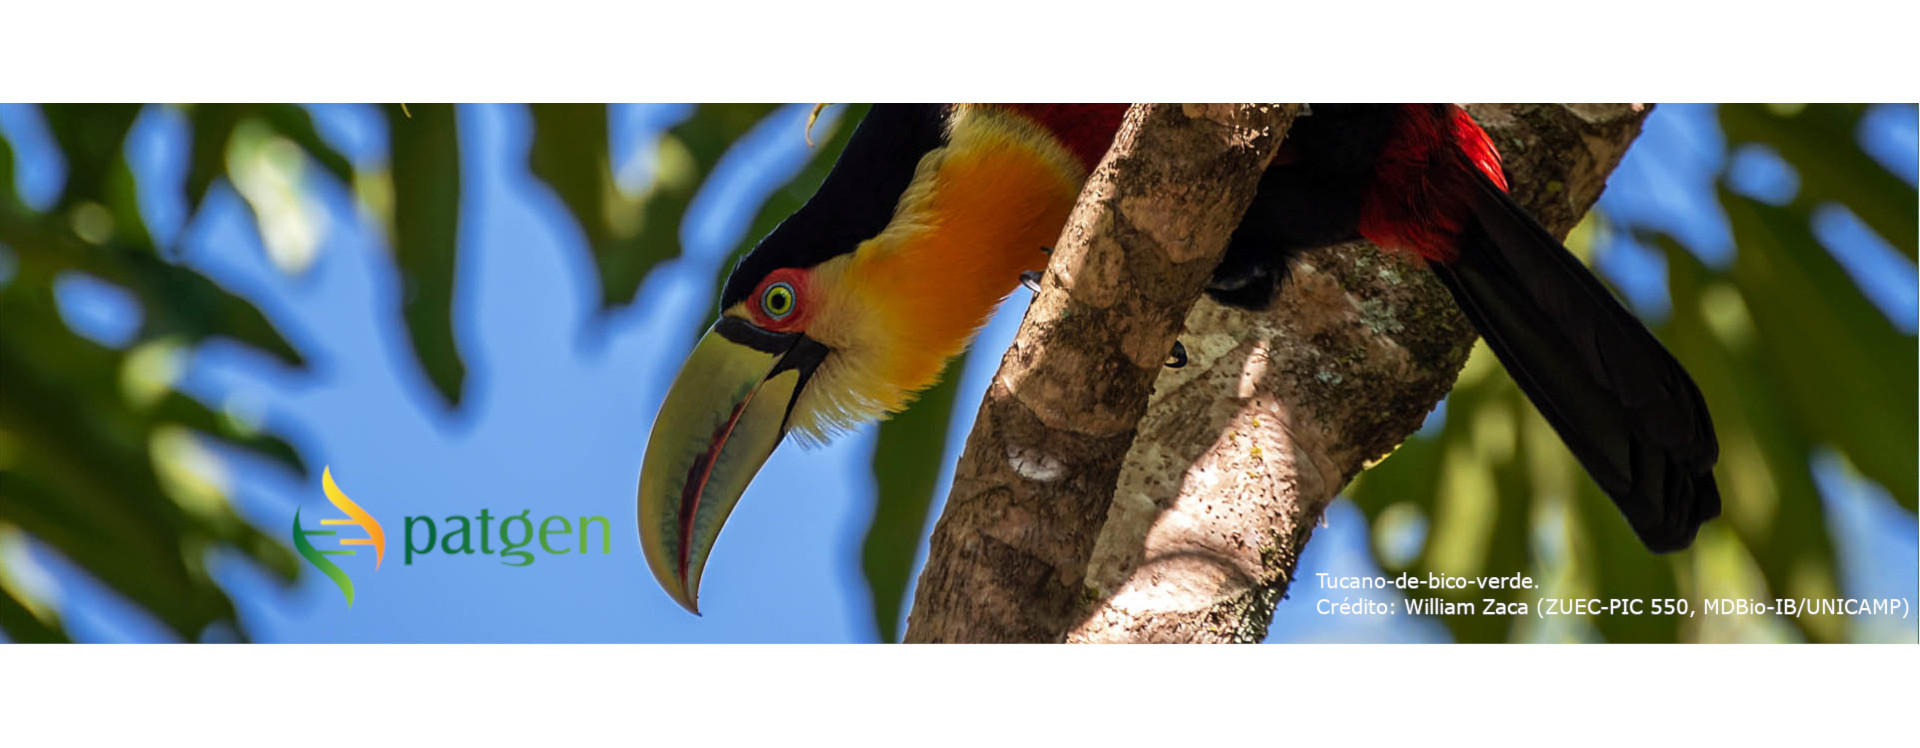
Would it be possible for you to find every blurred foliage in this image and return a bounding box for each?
[1,104,318,642]
[864,354,971,642]
[537,103,783,315]
[1348,103,1917,643]
[381,102,785,407]
[3,102,1908,643]
[382,103,465,405]
[0,103,879,641]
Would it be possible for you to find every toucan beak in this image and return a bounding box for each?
[637,316,829,613]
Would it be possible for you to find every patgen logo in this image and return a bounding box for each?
[291,467,614,607]
[292,467,386,607]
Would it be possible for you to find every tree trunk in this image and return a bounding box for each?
[906,104,1651,643]
[903,104,1299,642]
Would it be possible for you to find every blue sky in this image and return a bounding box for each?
[1,103,1913,643]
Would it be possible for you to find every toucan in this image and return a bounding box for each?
[636,103,1720,613]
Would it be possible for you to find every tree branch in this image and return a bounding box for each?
[1068,104,1653,642]
[904,104,1299,642]
[906,103,1652,643]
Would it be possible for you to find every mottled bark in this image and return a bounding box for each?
[1069,104,1653,642]
[905,103,1652,643]
[903,104,1299,642]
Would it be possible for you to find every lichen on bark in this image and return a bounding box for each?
[904,104,1299,643]
[906,104,1651,644]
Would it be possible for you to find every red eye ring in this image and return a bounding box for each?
[749,269,810,330]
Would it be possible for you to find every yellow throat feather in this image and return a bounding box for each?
[767,105,1088,444]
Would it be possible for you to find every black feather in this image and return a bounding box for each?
[1206,106,1391,310]
[1432,169,1721,551]
[720,104,950,310]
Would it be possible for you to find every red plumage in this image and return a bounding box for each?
[1176,101,1716,553]
[1358,104,1510,264]
[993,102,1717,553]
[1447,105,1509,192]
[1004,103,1516,266]
[994,103,1128,173]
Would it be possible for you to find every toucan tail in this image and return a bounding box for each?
[1429,169,1721,552]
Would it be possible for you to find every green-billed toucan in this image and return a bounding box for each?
[636,104,1721,613]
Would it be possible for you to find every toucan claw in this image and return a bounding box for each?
[1020,270,1044,294]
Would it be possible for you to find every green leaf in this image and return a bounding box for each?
[527,103,638,310]
[105,149,153,250]
[0,218,302,366]
[38,104,142,216]
[180,103,355,252]
[183,103,251,208]
[630,104,788,311]
[862,350,971,642]
[542,103,780,310]
[0,104,313,642]
[1657,236,1844,641]
[182,103,354,208]
[1719,103,1917,261]
[130,248,304,365]
[150,391,306,478]
[0,316,241,640]
[1349,353,1534,643]
[1,126,18,215]
[0,471,233,640]
[0,585,70,643]
[1570,471,1682,643]
[33,104,152,251]
[261,104,356,185]
[1433,376,1531,643]
[383,103,466,406]
[1720,190,1917,512]
[0,125,16,211]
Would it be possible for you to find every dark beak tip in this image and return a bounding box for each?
[640,319,824,620]
[678,577,703,616]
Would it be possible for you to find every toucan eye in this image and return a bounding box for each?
[761,282,797,320]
